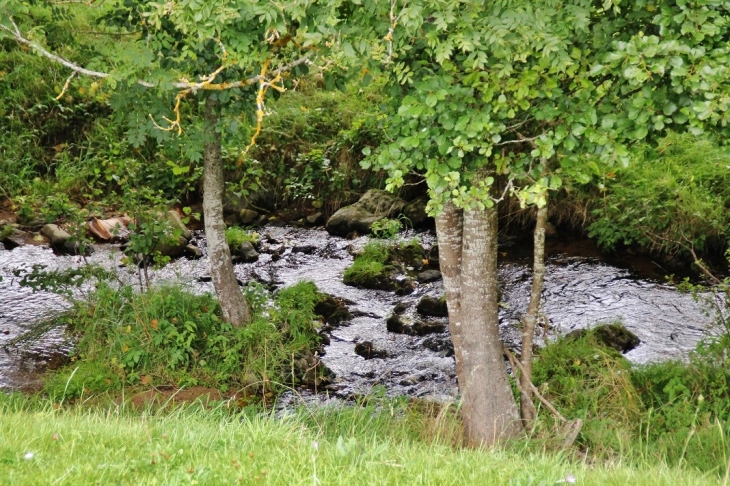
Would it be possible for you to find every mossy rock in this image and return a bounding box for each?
[354,341,387,359]
[343,262,399,291]
[391,239,426,267]
[416,296,448,317]
[566,323,640,354]
[343,241,417,293]
[314,294,353,326]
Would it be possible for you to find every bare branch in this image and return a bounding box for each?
[491,178,514,205]
[504,347,567,423]
[493,138,529,147]
[55,71,77,101]
[0,17,120,81]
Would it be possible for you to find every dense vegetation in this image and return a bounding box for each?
[39,281,330,401]
[3,0,730,482]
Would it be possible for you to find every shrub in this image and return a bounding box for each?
[43,281,327,400]
[370,218,403,239]
[531,326,643,453]
[531,324,730,474]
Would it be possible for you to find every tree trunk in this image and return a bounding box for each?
[519,201,548,428]
[203,96,250,326]
[435,202,464,381]
[437,202,522,446]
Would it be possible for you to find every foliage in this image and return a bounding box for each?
[352,0,730,216]
[588,132,730,255]
[11,263,113,299]
[228,79,389,215]
[369,218,403,239]
[532,325,730,474]
[44,281,326,399]
[0,223,14,240]
[224,226,259,253]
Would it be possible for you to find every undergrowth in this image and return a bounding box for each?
[531,326,730,475]
[588,132,730,256]
[43,281,329,401]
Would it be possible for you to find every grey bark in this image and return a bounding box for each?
[519,201,548,427]
[203,97,250,326]
[437,202,522,446]
[435,202,464,380]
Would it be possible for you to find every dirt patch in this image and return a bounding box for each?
[0,199,16,224]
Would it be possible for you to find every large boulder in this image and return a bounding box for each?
[326,189,407,237]
[159,211,194,257]
[164,210,193,241]
[402,196,430,227]
[2,227,30,250]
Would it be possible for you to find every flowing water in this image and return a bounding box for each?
[0,227,716,398]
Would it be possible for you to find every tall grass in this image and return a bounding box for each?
[41,281,326,400]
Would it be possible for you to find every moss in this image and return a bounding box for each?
[225,226,260,252]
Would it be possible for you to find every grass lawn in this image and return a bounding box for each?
[0,398,720,486]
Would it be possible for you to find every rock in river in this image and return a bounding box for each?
[326,189,406,237]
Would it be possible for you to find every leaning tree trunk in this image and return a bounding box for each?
[203,96,250,326]
[519,200,548,428]
[436,202,522,446]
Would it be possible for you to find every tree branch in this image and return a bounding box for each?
[0,16,119,80]
[0,16,314,92]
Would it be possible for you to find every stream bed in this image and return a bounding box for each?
[0,227,716,398]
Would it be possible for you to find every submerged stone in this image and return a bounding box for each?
[386,314,408,334]
[393,302,409,315]
[411,320,446,336]
[422,336,454,356]
[386,314,444,336]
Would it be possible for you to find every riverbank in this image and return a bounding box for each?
[0,394,720,486]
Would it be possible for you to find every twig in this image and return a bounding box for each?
[384,0,401,65]
[55,71,77,101]
[504,346,567,423]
